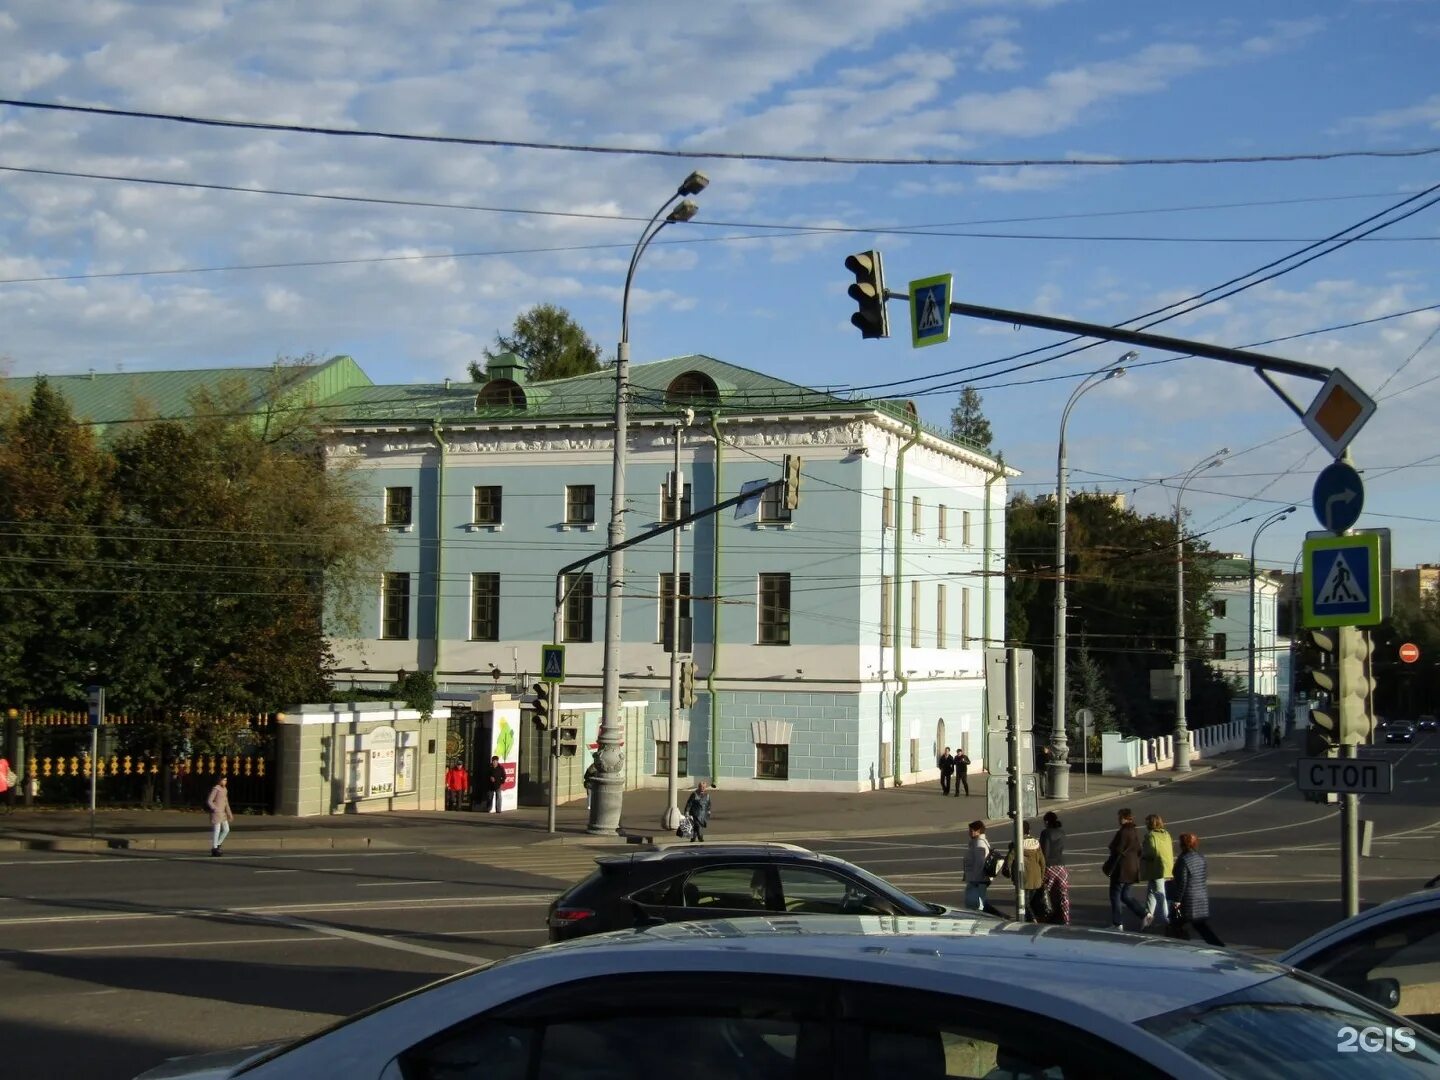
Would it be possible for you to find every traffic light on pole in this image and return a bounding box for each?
[1337,627,1377,745]
[845,250,890,339]
[783,454,802,511]
[531,682,552,731]
[680,660,697,709]
[1298,629,1340,756]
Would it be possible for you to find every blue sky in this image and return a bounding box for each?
[1,0,1437,575]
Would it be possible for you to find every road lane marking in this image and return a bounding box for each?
[0,893,553,928]
[355,880,441,887]
[12,925,546,955]
[271,916,484,965]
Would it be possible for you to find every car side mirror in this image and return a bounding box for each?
[627,898,666,931]
[1362,978,1401,1010]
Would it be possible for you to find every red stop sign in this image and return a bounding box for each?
[1400,642,1420,664]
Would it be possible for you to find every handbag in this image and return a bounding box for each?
[1030,887,1052,922]
[982,849,1002,880]
[675,815,694,839]
[1101,852,1118,878]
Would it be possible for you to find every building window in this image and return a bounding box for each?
[911,580,920,648]
[880,574,893,647]
[1213,632,1227,659]
[473,486,502,525]
[659,572,692,652]
[882,487,894,530]
[757,743,789,780]
[470,573,500,641]
[384,486,413,527]
[381,572,411,640]
[655,740,689,778]
[938,505,948,542]
[962,587,971,649]
[962,509,973,547]
[760,483,792,524]
[758,573,791,645]
[563,572,594,642]
[937,583,947,649]
[565,485,596,525]
[912,496,922,535]
[661,477,692,522]
[1212,599,1227,617]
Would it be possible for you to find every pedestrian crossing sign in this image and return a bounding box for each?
[540,644,566,683]
[909,273,953,349]
[1303,533,1382,627]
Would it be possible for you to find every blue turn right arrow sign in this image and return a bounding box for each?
[1312,460,1363,534]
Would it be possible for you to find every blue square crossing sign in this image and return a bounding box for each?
[1303,533,1382,627]
[909,274,952,349]
[540,644,566,683]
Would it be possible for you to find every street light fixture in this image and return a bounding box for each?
[1173,448,1228,772]
[590,170,708,836]
[1051,351,1134,801]
[1247,505,1297,751]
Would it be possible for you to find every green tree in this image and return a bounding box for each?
[0,379,116,708]
[948,385,993,451]
[468,303,607,383]
[1006,490,1225,739]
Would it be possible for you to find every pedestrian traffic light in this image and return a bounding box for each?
[531,682,552,731]
[845,250,890,339]
[680,660,697,708]
[1337,627,1377,745]
[783,454,802,511]
[1299,629,1340,754]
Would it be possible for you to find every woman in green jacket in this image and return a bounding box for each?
[1140,813,1175,930]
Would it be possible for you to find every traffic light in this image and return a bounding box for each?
[845,250,890,339]
[1298,629,1340,754]
[556,716,579,757]
[680,660,697,709]
[1337,627,1377,745]
[531,682,552,731]
[783,454,802,511]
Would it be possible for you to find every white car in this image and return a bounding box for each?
[1279,886,1440,1033]
[136,916,1440,1079]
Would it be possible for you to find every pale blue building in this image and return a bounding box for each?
[322,354,1012,797]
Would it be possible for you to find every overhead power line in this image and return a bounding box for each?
[4,97,1439,168]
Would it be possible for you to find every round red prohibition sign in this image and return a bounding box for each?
[1400,642,1421,664]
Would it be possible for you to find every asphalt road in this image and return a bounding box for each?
[3,740,1438,1079]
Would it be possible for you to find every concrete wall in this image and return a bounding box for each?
[1101,720,1245,777]
[276,702,448,817]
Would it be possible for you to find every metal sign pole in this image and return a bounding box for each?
[1007,649,1026,922]
[1341,743,1360,918]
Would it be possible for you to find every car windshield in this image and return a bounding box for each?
[1139,972,1440,1078]
[817,856,933,914]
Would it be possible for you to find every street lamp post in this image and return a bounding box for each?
[589,171,707,836]
[1173,449,1228,772]
[1246,505,1296,751]
[1052,351,1134,801]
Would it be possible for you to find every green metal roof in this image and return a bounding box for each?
[2,356,372,437]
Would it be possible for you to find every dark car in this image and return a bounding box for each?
[547,841,968,941]
[1418,715,1438,732]
[1387,721,1417,744]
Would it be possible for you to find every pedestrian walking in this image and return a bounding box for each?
[683,780,711,842]
[1035,742,1053,797]
[583,761,598,810]
[1171,833,1225,946]
[938,746,955,796]
[483,755,507,813]
[963,820,1000,914]
[1140,813,1175,930]
[206,776,233,856]
[1103,807,1147,929]
[1002,820,1048,921]
[0,756,15,813]
[954,747,971,797]
[1039,811,1070,925]
[444,761,466,811]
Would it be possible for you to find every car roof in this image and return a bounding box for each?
[595,841,819,868]
[516,915,1286,1023]
[1278,886,1440,965]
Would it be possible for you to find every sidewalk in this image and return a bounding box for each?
[0,759,1228,855]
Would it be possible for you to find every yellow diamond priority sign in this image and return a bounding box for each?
[1303,369,1376,459]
